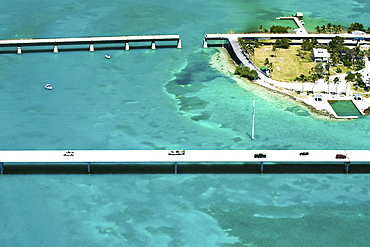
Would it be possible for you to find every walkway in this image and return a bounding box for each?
[0,34,182,53]
[276,16,308,34]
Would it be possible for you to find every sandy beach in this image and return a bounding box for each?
[211,48,370,119]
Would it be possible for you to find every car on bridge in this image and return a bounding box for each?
[335,154,347,159]
[299,152,309,156]
[254,153,266,158]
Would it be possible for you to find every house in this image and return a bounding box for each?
[260,66,270,77]
[313,48,330,62]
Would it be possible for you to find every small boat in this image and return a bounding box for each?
[44,84,53,90]
[105,54,111,59]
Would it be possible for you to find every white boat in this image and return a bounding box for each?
[105,54,111,59]
[44,84,53,90]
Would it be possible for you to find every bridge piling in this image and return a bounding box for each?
[177,40,182,49]
[151,41,156,50]
[174,162,178,174]
[125,42,129,50]
[0,163,4,174]
[202,39,208,48]
[53,45,58,53]
[345,162,351,173]
[89,44,94,52]
[17,46,22,54]
[87,162,91,173]
[260,162,264,173]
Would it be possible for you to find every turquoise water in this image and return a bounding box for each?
[329,100,363,117]
[1,0,370,246]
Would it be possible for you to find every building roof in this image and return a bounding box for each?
[313,48,330,58]
[296,12,303,17]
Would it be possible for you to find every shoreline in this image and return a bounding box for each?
[210,48,370,120]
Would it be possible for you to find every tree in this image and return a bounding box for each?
[325,76,330,92]
[311,74,318,92]
[345,72,356,83]
[325,63,330,75]
[275,38,291,49]
[326,23,332,33]
[272,45,277,57]
[333,77,340,94]
[235,65,259,80]
[312,62,325,77]
[301,39,313,51]
[264,58,269,66]
[270,25,289,33]
[348,22,365,32]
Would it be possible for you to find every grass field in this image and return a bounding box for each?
[252,46,314,82]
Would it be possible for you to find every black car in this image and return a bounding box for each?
[299,152,309,156]
[254,153,266,158]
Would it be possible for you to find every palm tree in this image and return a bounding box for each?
[333,77,340,94]
[321,25,327,33]
[315,26,321,33]
[312,74,318,92]
[327,23,332,33]
[325,76,330,93]
[272,45,277,57]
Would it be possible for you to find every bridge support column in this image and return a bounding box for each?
[0,163,4,175]
[177,40,182,49]
[260,162,264,174]
[174,162,178,174]
[344,162,351,174]
[89,44,94,52]
[17,46,22,54]
[151,41,156,50]
[202,39,208,48]
[125,42,129,51]
[87,162,91,174]
[53,45,59,53]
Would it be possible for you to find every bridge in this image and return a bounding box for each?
[203,33,370,48]
[0,34,182,53]
[0,150,369,174]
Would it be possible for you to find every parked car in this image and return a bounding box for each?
[254,153,266,158]
[299,152,309,156]
[336,154,346,159]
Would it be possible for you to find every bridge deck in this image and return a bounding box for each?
[0,34,181,46]
[0,150,368,164]
[205,33,370,41]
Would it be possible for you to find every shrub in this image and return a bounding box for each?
[235,65,259,80]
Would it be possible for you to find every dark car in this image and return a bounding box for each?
[299,152,309,156]
[336,154,346,159]
[254,153,266,158]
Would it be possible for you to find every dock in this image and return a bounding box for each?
[276,16,308,34]
[0,34,182,53]
[0,150,370,174]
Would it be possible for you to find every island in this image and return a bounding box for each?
[205,12,370,119]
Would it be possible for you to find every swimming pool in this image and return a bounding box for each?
[328,100,362,117]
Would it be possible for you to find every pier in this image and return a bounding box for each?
[0,34,182,53]
[276,13,308,34]
[0,150,370,174]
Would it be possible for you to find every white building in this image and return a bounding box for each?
[313,48,330,62]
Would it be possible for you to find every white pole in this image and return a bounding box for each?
[251,100,255,140]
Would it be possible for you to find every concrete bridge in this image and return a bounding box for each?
[203,33,370,48]
[0,34,182,53]
[0,150,369,174]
